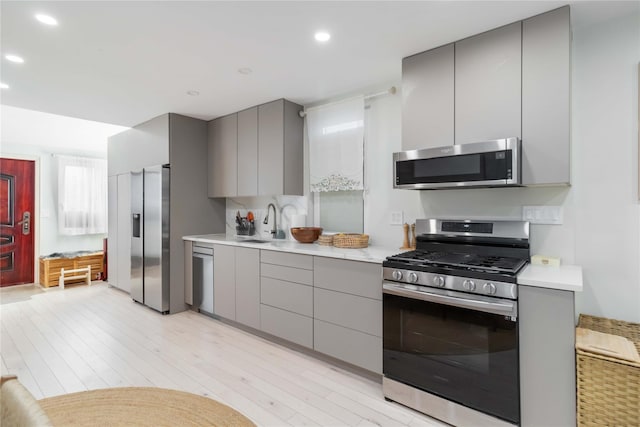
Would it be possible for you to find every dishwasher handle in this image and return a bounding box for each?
[193,246,214,256]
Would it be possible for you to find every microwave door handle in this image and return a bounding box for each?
[383,282,516,318]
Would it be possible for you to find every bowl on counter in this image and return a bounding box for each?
[290,227,323,243]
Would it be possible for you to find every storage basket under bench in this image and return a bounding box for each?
[39,251,104,287]
[576,314,640,427]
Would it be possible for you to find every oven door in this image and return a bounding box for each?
[383,281,520,424]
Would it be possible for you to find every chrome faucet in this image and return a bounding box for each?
[263,203,285,239]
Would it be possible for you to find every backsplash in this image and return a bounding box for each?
[226,195,310,240]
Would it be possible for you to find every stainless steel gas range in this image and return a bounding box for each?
[382,219,530,427]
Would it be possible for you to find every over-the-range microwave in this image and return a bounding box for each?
[393,138,522,190]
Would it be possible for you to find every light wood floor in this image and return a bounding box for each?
[0,283,446,426]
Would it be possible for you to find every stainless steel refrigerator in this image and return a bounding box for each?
[130,165,170,313]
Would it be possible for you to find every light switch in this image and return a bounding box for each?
[390,211,404,225]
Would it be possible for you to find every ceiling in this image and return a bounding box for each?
[1,1,637,127]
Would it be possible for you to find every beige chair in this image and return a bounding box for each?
[0,376,53,427]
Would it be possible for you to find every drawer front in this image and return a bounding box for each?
[314,288,381,337]
[261,263,313,286]
[314,319,382,374]
[261,304,312,348]
[314,257,382,300]
[261,277,312,316]
[261,250,313,270]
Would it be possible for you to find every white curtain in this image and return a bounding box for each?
[307,96,365,192]
[57,155,107,235]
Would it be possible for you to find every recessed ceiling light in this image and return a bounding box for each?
[186,90,200,96]
[5,54,24,63]
[237,67,252,75]
[35,14,58,26]
[314,31,331,42]
[0,83,9,89]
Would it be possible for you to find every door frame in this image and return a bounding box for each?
[0,153,40,285]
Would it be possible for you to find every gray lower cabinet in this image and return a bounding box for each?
[314,320,382,374]
[402,43,454,151]
[522,6,570,185]
[260,304,313,348]
[235,247,260,329]
[208,114,238,197]
[260,250,313,348]
[519,285,576,427]
[184,240,193,305]
[313,257,382,373]
[455,21,522,144]
[213,244,236,320]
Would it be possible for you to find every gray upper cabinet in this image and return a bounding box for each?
[455,22,522,144]
[208,99,303,197]
[522,6,571,185]
[258,99,304,196]
[258,100,283,196]
[208,114,238,198]
[237,107,258,196]
[402,43,454,151]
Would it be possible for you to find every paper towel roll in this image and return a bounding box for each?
[290,214,307,228]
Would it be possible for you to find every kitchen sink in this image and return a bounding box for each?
[237,239,269,244]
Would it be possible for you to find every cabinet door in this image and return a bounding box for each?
[519,285,575,427]
[402,44,454,150]
[237,107,258,196]
[184,240,193,305]
[213,244,236,320]
[116,173,131,293]
[208,114,238,197]
[455,22,522,144]
[258,100,284,195]
[107,175,118,288]
[235,247,260,329]
[522,6,570,185]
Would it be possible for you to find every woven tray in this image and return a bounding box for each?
[332,233,369,249]
[576,314,640,427]
[317,234,334,246]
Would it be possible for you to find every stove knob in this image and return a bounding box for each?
[484,283,497,295]
[408,272,418,283]
[463,280,476,291]
[432,276,445,287]
[392,270,403,281]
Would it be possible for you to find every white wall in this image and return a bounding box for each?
[0,143,107,256]
[360,11,640,322]
[572,12,640,322]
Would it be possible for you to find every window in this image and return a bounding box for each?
[307,96,365,233]
[57,155,107,235]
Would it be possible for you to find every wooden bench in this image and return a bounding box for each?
[58,266,91,289]
[39,252,103,287]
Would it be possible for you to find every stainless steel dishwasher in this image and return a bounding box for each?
[192,245,214,315]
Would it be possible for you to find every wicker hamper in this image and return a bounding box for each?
[576,314,640,426]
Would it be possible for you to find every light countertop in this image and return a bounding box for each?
[517,264,583,292]
[182,234,402,264]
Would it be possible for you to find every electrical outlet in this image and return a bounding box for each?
[390,211,404,225]
[522,206,563,225]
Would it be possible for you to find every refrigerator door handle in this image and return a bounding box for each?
[132,213,141,238]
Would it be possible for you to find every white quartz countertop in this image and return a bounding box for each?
[517,264,583,292]
[183,234,401,264]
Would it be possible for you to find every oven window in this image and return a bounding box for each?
[383,293,519,424]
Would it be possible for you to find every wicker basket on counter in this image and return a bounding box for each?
[317,234,334,246]
[576,314,640,427]
[332,233,369,249]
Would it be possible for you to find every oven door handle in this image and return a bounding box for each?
[383,282,517,318]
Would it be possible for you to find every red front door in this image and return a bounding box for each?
[0,158,35,287]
